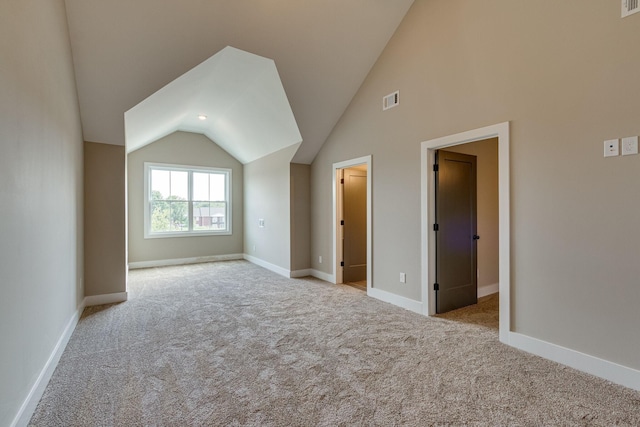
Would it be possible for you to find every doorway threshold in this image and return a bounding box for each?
[344,281,367,292]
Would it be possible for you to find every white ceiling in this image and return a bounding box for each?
[124,47,302,164]
[64,0,414,164]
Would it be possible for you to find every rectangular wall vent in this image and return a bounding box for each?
[622,0,639,17]
[383,91,399,111]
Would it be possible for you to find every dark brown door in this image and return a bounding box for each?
[435,150,478,313]
[343,167,367,283]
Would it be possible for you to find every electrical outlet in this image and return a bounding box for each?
[253,245,256,252]
[258,218,265,228]
[399,272,406,283]
[319,255,322,264]
[622,136,638,156]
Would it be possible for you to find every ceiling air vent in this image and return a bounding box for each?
[622,0,639,17]
[383,90,399,111]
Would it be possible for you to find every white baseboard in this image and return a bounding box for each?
[478,282,499,298]
[309,269,334,283]
[243,254,290,278]
[128,253,243,270]
[84,292,128,307]
[11,299,86,427]
[507,332,640,391]
[290,268,312,278]
[368,287,423,315]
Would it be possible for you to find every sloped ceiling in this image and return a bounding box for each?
[125,47,302,164]
[64,0,414,164]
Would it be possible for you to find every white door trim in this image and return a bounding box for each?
[332,156,372,292]
[420,122,510,343]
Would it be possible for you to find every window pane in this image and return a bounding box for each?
[210,174,226,201]
[193,201,226,230]
[169,201,188,231]
[193,172,210,201]
[193,201,210,230]
[147,165,230,236]
[151,169,170,199]
[211,201,226,230]
[170,171,188,200]
[150,201,171,232]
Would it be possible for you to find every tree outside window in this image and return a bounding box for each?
[145,163,231,238]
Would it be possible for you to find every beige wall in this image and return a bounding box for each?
[244,144,300,271]
[446,138,499,290]
[311,0,640,370]
[127,131,243,263]
[84,142,126,296]
[291,163,311,272]
[0,1,84,424]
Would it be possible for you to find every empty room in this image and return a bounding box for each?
[2,1,640,426]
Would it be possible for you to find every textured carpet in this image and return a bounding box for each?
[30,261,640,426]
[437,293,499,330]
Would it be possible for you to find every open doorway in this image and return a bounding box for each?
[433,149,480,314]
[333,156,372,292]
[435,139,499,313]
[421,122,510,343]
[433,140,499,328]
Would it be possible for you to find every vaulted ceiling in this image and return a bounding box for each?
[64,0,414,164]
[124,47,303,164]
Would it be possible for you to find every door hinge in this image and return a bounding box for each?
[433,223,439,231]
[340,178,344,184]
[340,261,344,267]
[341,220,344,226]
[434,283,439,291]
[433,164,439,172]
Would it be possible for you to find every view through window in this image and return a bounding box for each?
[145,163,231,237]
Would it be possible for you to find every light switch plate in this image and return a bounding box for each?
[621,136,638,156]
[604,139,619,157]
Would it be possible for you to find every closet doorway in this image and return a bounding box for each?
[333,156,372,292]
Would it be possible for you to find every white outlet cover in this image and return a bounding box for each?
[622,136,638,156]
[604,139,619,157]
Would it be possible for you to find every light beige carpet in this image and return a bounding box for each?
[30,261,640,426]
[437,293,499,330]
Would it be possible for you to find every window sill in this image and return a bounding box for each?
[144,230,232,239]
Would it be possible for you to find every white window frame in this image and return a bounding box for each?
[144,162,232,238]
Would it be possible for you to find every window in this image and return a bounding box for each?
[144,163,231,238]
